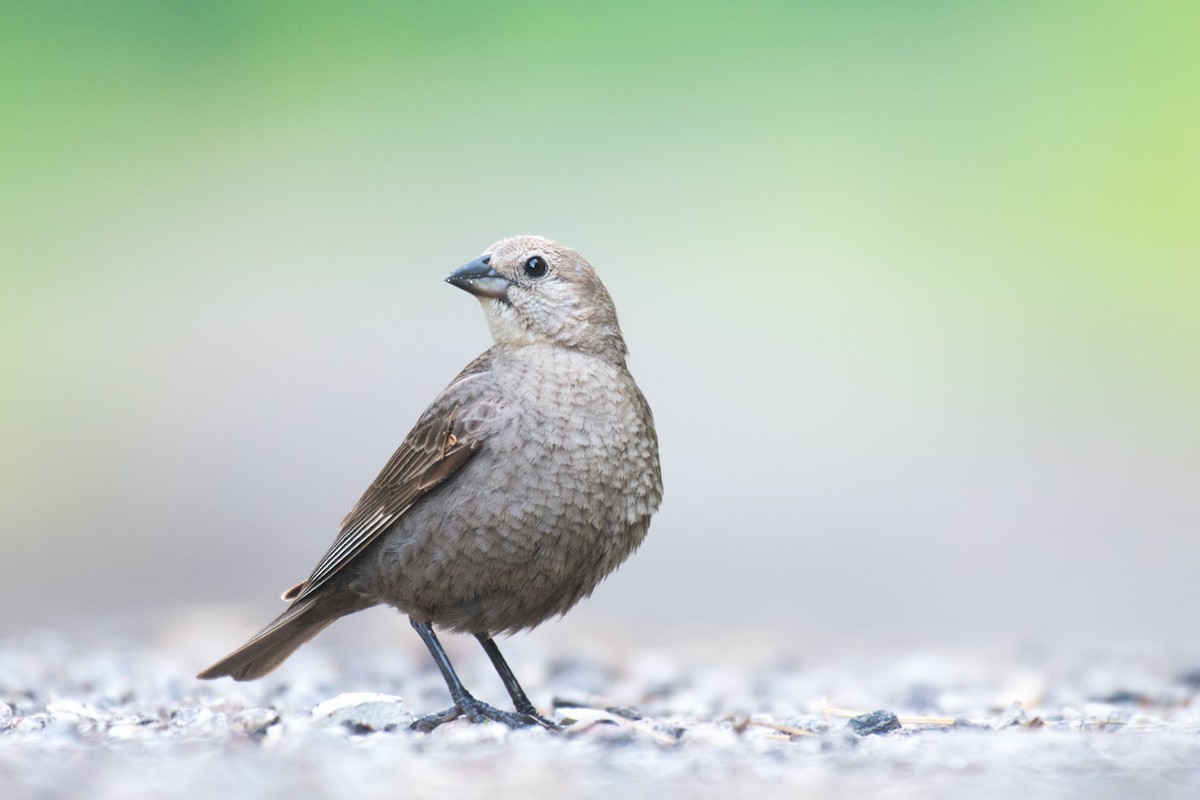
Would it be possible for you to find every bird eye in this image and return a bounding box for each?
[523,256,547,278]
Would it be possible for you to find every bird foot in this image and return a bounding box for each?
[409,697,558,733]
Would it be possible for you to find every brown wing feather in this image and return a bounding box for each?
[285,350,498,603]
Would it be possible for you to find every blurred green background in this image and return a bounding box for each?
[1,2,1197,646]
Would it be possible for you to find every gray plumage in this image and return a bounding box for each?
[198,236,662,700]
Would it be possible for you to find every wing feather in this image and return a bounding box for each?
[286,351,498,603]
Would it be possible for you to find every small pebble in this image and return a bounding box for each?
[231,707,281,737]
[311,692,413,732]
[994,701,1027,729]
[848,709,901,736]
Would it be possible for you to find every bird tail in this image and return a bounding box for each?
[197,591,373,681]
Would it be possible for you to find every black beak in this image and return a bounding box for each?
[446,256,511,301]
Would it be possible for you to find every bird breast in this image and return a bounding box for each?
[361,343,661,634]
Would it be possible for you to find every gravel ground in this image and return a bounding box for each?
[4,614,1200,800]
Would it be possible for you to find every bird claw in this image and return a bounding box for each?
[515,707,559,730]
[409,698,559,733]
[409,706,464,733]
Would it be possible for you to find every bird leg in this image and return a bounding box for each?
[475,633,558,729]
[407,619,549,732]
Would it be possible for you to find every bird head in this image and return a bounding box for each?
[447,236,628,363]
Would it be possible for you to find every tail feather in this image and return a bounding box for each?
[197,591,370,681]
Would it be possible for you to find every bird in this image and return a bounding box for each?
[197,235,663,731]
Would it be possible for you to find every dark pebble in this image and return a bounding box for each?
[1101,690,1145,704]
[1177,669,1200,689]
[606,705,644,721]
[848,709,901,736]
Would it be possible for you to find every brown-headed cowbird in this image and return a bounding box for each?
[198,235,663,731]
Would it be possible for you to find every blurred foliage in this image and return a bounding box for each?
[0,2,1197,638]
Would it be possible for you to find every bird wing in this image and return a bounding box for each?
[283,350,499,603]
